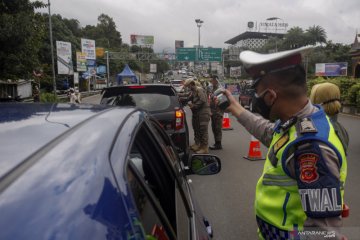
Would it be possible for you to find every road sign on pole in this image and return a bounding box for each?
[199,48,222,62]
[176,48,196,61]
[176,48,222,62]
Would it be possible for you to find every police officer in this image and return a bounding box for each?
[184,79,210,154]
[209,75,224,150]
[223,47,347,239]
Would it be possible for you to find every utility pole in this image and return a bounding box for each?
[48,0,57,94]
[106,51,110,87]
[195,19,204,72]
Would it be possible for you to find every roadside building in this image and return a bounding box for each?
[349,32,360,78]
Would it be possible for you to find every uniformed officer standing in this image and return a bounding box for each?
[222,47,348,239]
[184,79,210,154]
[209,75,224,150]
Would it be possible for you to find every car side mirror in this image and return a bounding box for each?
[189,154,221,175]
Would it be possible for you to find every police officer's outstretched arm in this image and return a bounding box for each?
[223,90,274,147]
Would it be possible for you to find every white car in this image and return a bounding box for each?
[170,80,184,92]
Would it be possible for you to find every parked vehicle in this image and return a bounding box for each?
[170,79,185,93]
[238,82,255,112]
[100,84,190,165]
[0,103,221,240]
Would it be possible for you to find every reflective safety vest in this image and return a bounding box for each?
[255,108,347,239]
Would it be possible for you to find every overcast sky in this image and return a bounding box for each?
[40,0,359,52]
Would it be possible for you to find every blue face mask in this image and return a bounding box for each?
[252,89,272,120]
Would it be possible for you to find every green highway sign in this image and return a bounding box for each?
[176,47,222,62]
[176,48,196,61]
[199,48,222,62]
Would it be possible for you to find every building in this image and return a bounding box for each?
[224,31,285,61]
[225,31,284,50]
[349,33,360,78]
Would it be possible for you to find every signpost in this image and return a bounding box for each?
[56,41,73,75]
[150,64,157,73]
[81,38,96,60]
[199,48,222,62]
[176,48,222,62]
[176,48,196,61]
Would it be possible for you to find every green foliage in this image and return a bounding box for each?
[348,83,360,107]
[306,77,327,95]
[0,0,46,79]
[40,92,58,102]
[260,25,350,77]
[307,77,359,105]
[283,27,308,49]
[305,25,327,45]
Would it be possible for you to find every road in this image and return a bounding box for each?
[82,94,360,239]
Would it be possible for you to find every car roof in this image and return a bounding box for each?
[0,103,137,179]
[0,103,149,239]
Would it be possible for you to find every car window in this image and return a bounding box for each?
[126,124,177,238]
[108,93,171,112]
[126,167,168,239]
[126,121,193,239]
[147,120,192,238]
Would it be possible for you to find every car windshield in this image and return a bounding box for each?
[104,93,171,112]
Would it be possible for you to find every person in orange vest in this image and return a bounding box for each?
[220,47,348,239]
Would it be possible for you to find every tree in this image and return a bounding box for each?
[0,0,46,79]
[96,14,122,48]
[306,25,327,45]
[283,27,308,49]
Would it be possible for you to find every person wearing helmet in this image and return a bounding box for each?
[184,79,210,154]
[220,47,347,239]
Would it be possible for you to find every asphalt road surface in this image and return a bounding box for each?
[82,94,360,239]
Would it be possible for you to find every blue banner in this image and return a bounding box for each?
[315,62,348,76]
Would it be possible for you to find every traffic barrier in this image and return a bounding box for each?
[243,135,265,161]
[222,113,233,130]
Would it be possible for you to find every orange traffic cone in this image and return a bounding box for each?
[222,113,233,130]
[243,136,265,161]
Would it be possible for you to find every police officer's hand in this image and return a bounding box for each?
[222,90,246,117]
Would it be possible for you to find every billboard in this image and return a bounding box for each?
[56,41,73,75]
[315,62,348,76]
[150,64,157,73]
[81,38,96,60]
[130,35,154,45]
[175,40,184,49]
[230,66,242,77]
[96,47,105,58]
[76,52,87,72]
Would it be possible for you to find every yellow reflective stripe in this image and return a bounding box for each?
[262,180,297,186]
[263,174,290,180]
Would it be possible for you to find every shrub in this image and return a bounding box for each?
[40,93,59,103]
[347,83,360,107]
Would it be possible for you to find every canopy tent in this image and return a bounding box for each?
[117,64,138,85]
